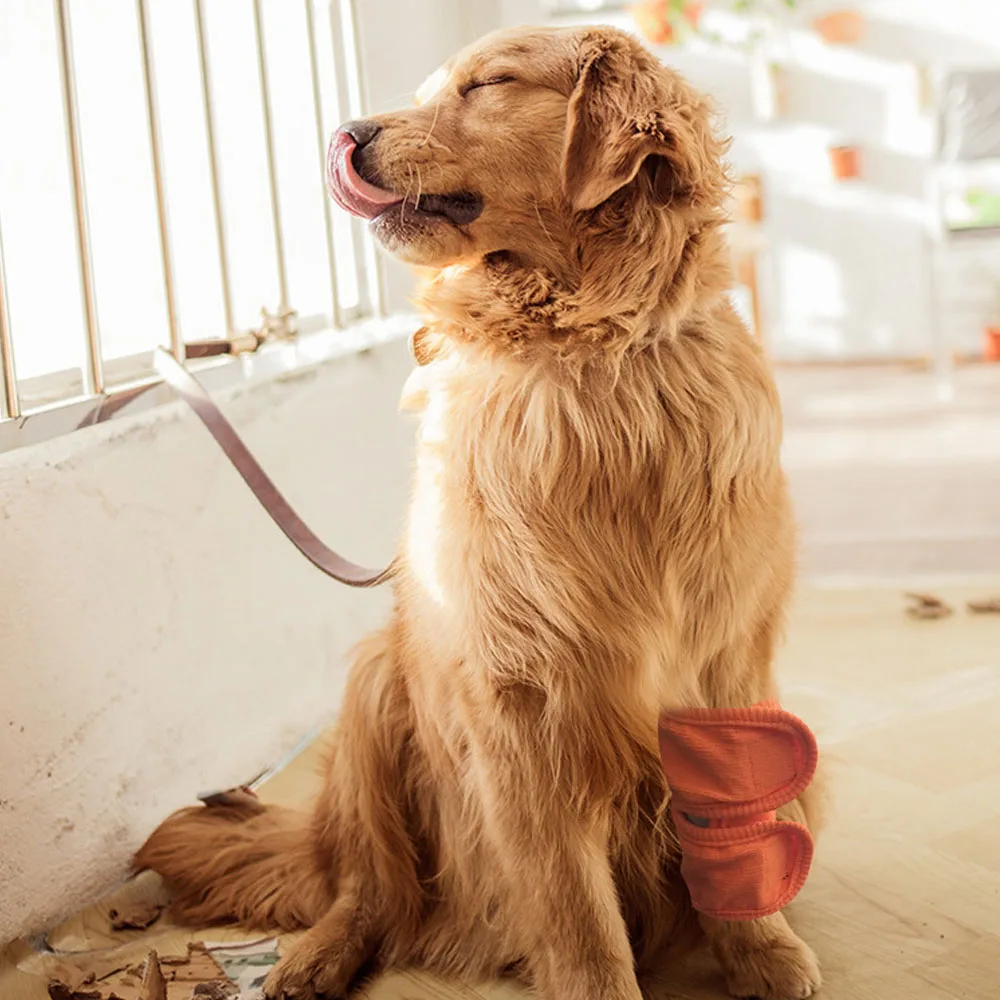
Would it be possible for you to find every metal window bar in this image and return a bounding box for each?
[136,0,182,362]
[54,0,104,396]
[329,0,382,318]
[341,0,385,318]
[193,0,236,337]
[0,0,376,447]
[0,211,19,420]
[252,0,291,318]
[305,0,343,329]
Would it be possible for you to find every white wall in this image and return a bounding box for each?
[0,334,415,941]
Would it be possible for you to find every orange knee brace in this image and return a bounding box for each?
[657,701,818,921]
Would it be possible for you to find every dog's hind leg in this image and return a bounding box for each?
[134,800,334,931]
[136,623,422,957]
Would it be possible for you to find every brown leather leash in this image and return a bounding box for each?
[153,347,393,588]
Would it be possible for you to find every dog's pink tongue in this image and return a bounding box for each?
[326,131,400,219]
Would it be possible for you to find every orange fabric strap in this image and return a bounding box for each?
[658,702,818,920]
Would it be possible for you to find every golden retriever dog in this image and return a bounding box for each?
[137,24,822,1000]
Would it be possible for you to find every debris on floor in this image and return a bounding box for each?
[201,941,281,998]
[45,961,99,1000]
[904,592,953,620]
[904,591,1000,619]
[138,952,166,1000]
[107,904,165,934]
[967,596,1000,614]
[100,870,172,936]
[43,941,279,1000]
[41,950,142,992]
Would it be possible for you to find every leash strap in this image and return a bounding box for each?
[154,347,392,588]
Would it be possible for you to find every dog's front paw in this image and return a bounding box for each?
[263,942,351,1000]
[703,913,821,1000]
[717,931,821,999]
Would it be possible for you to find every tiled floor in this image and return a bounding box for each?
[3,582,999,999]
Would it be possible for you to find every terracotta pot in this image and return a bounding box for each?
[829,145,861,181]
[813,10,865,45]
[984,325,1000,361]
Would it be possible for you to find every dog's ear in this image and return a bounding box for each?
[561,32,724,212]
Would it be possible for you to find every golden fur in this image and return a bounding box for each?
[137,25,822,1000]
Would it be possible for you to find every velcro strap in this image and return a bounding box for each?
[658,701,818,820]
[673,810,815,920]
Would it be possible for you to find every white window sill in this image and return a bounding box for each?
[0,312,418,457]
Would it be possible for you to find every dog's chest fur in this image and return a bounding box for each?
[398,317,791,728]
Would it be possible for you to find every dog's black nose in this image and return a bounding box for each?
[340,119,381,149]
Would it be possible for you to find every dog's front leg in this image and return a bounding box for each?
[471,722,642,1000]
[697,780,822,999]
[262,875,375,1000]
[658,639,823,999]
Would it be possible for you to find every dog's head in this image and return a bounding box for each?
[328,26,728,342]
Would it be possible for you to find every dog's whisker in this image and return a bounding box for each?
[401,162,415,223]
[419,102,441,148]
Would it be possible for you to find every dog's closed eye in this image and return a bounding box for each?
[462,76,515,97]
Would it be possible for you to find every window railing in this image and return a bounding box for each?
[0,0,380,451]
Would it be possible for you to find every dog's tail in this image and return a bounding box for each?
[134,800,334,930]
